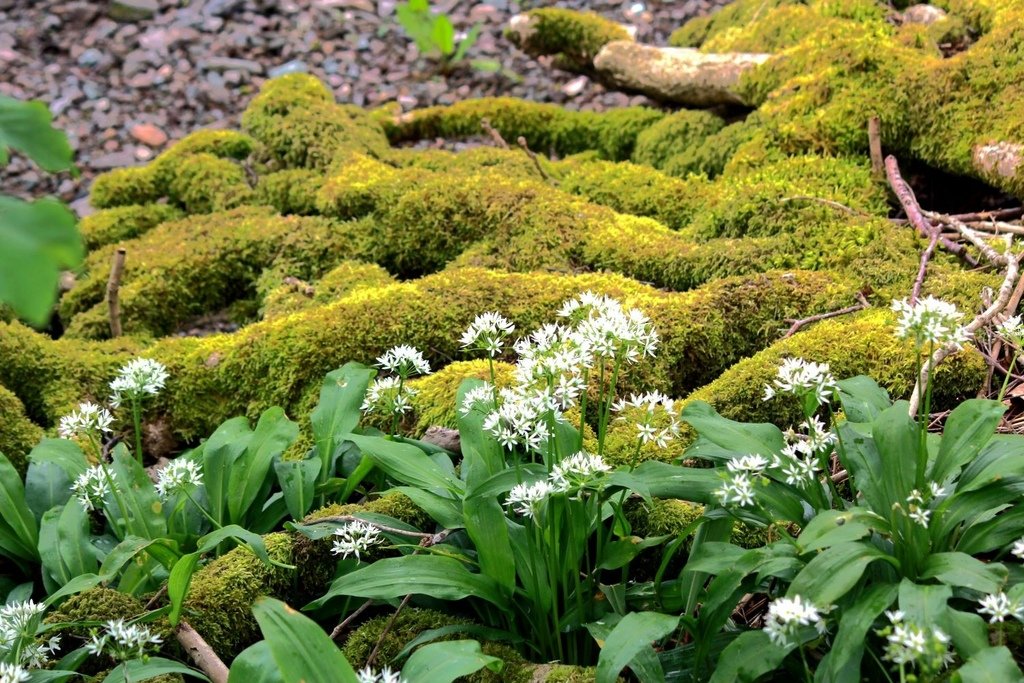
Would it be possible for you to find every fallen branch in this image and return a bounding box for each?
[331,598,375,640]
[516,135,556,185]
[106,248,126,338]
[177,620,229,683]
[781,293,870,338]
[481,118,509,149]
[885,156,979,268]
[911,228,940,304]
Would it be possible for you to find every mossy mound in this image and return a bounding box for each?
[0,385,43,475]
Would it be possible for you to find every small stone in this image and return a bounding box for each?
[562,75,589,97]
[129,123,168,147]
[268,59,309,77]
[134,146,154,161]
[199,56,264,74]
[109,0,159,22]
[76,48,105,67]
[903,4,947,25]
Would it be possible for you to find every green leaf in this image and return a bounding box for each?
[196,525,286,568]
[595,612,679,683]
[167,552,200,627]
[0,196,81,326]
[898,579,951,626]
[229,641,285,683]
[109,446,167,540]
[456,379,505,486]
[946,608,990,660]
[274,458,321,520]
[680,401,785,458]
[954,646,1024,682]
[347,433,463,496]
[228,407,298,523]
[788,542,895,605]
[709,630,792,683]
[27,438,89,478]
[872,402,918,508]
[920,552,1007,594]
[323,555,510,610]
[103,656,209,683]
[402,640,503,682]
[452,24,482,62]
[202,417,253,525]
[39,501,96,588]
[463,494,515,596]
[252,597,359,683]
[0,452,39,560]
[836,375,891,423]
[25,460,74,522]
[0,95,74,171]
[797,509,885,553]
[932,399,1005,484]
[311,363,374,476]
[630,461,718,503]
[431,14,455,54]
[814,583,897,683]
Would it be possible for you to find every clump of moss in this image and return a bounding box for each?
[631,110,725,170]
[315,154,417,220]
[669,0,796,48]
[701,5,841,53]
[505,8,632,70]
[240,73,334,141]
[168,153,254,214]
[261,260,395,320]
[406,360,516,433]
[255,169,325,215]
[80,204,183,250]
[89,165,161,209]
[660,119,760,179]
[0,385,42,475]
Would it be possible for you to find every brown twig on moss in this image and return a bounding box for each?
[106,248,127,338]
[911,229,940,305]
[868,116,883,177]
[885,155,980,268]
[178,619,229,683]
[481,118,509,149]
[516,135,556,185]
[779,195,869,217]
[781,292,870,338]
[331,598,375,641]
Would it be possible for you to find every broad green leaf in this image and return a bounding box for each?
[595,612,679,683]
[0,196,81,326]
[898,580,951,626]
[798,509,885,553]
[463,494,515,595]
[932,399,1004,484]
[958,437,1024,491]
[680,401,785,458]
[920,552,1007,594]
[836,422,886,514]
[103,656,209,683]
[38,502,96,588]
[392,624,523,664]
[348,433,463,496]
[0,452,39,560]
[274,457,321,520]
[25,460,73,522]
[167,552,200,627]
[323,555,510,610]
[252,597,359,683]
[311,363,373,476]
[957,506,1024,554]
[202,417,252,525]
[814,583,897,683]
[228,407,298,523]
[196,525,286,568]
[954,646,1024,682]
[789,542,895,605]
[872,402,918,508]
[836,375,891,423]
[228,641,285,683]
[946,608,990,660]
[431,14,456,54]
[402,640,503,682]
[456,378,504,486]
[27,438,88,478]
[0,95,75,170]
[393,486,464,529]
[709,630,791,683]
[109,446,167,540]
[630,461,718,503]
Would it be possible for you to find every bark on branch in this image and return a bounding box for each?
[177,620,229,683]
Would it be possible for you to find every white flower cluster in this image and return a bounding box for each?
[376,345,431,377]
[357,666,405,683]
[612,392,681,449]
[891,296,971,348]
[361,376,419,417]
[978,592,1024,624]
[0,600,60,670]
[110,358,169,408]
[996,315,1024,347]
[879,610,952,672]
[763,595,827,648]
[779,416,836,487]
[714,454,773,508]
[763,358,839,406]
[558,291,659,363]
[155,458,203,499]
[459,382,496,417]
[461,311,515,357]
[331,520,384,561]
[903,488,945,528]
[58,402,114,440]
[505,451,612,518]
[482,386,560,452]
[71,465,111,511]
[85,618,163,661]
[0,663,29,683]
[1013,538,1024,559]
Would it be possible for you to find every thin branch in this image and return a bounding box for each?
[948,207,1024,223]
[177,620,229,683]
[885,156,980,268]
[144,585,167,611]
[366,593,413,668]
[781,292,870,338]
[911,229,940,304]
[779,196,868,217]
[106,248,126,338]
[331,598,375,640]
[938,214,1010,266]
[480,118,509,149]
[516,135,556,185]
[868,116,883,177]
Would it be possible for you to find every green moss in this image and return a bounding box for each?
[168,153,254,214]
[625,498,772,549]
[505,8,632,69]
[261,259,395,320]
[255,169,324,215]
[89,165,161,209]
[388,146,554,182]
[315,154,417,220]
[0,385,42,475]
[406,360,516,433]
[80,204,184,250]
[701,5,841,53]
[631,110,725,170]
[240,73,334,143]
[669,0,796,48]
[660,119,760,179]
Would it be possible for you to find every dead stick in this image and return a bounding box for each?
[481,118,509,149]
[366,593,413,668]
[911,229,940,304]
[331,598,375,640]
[868,116,883,177]
[177,620,229,683]
[779,196,867,216]
[516,135,555,184]
[782,293,870,338]
[106,248,126,338]
[885,156,979,268]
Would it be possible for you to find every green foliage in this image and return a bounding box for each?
[396,0,484,68]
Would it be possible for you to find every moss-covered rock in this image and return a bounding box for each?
[631,109,725,170]
[505,8,632,70]
[0,385,43,475]
[79,204,184,250]
[261,260,395,320]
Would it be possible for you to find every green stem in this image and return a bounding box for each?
[390,375,406,436]
[799,645,813,683]
[184,489,222,530]
[597,358,622,457]
[998,350,1019,403]
[99,463,133,540]
[131,398,143,464]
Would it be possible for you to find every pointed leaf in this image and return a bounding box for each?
[401,640,503,682]
[252,597,359,683]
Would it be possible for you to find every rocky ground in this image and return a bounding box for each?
[0,0,727,214]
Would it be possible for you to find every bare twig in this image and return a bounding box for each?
[177,620,229,683]
[144,585,167,611]
[106,248,126,338]
[911,229,940,304]
[868,116,883,177]
[516,135,556,185]
[949,207,1024,223]
[782,292,870,338]
[940,214,1009,265]
[331,598,375,640]
[481,118,509,149]
[779,196,868,216]
[366,593,413,668]
[885,156,980,268]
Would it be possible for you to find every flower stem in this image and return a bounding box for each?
[131,398,144,464]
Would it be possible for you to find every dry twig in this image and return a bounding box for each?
[331,598,375,640]
[782,293,870,338]
[516,135,555,184]
[868,116,883,176]
[106,248,126,338]
[481,118,509,149]
[177,620,229,683]
[911,228,940,304]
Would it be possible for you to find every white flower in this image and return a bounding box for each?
[550,451,612,491]
[908,507,930,527]
[331,521,384,561]
[357,666,406,683]
[460,383,496,416]
[996,315,1024,346]
[978,592,1022,623]
[85,619,162,661]
[71,465,111,511]
[891,297,971,348]
[482,387,557,453]
[569,299,659,363]
[58,402,114,440]
[1012,538,1024,560]
[763,358,838,406]
[715,471,756,508]
[376,345,431,377]
[506,480,554,518]
[781,458,820,487]
[928,482,949,500]
[0,600,59,669]
[725,454,772,476]
[763,595,827,648]
[361,376,418,416]
[885,609,905,623]
[155,459,203,499]
[461,312,515,357]
[613,392,681,448]
[881,612,952,671]
[109,358,168,408]
[0,664,29,683]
